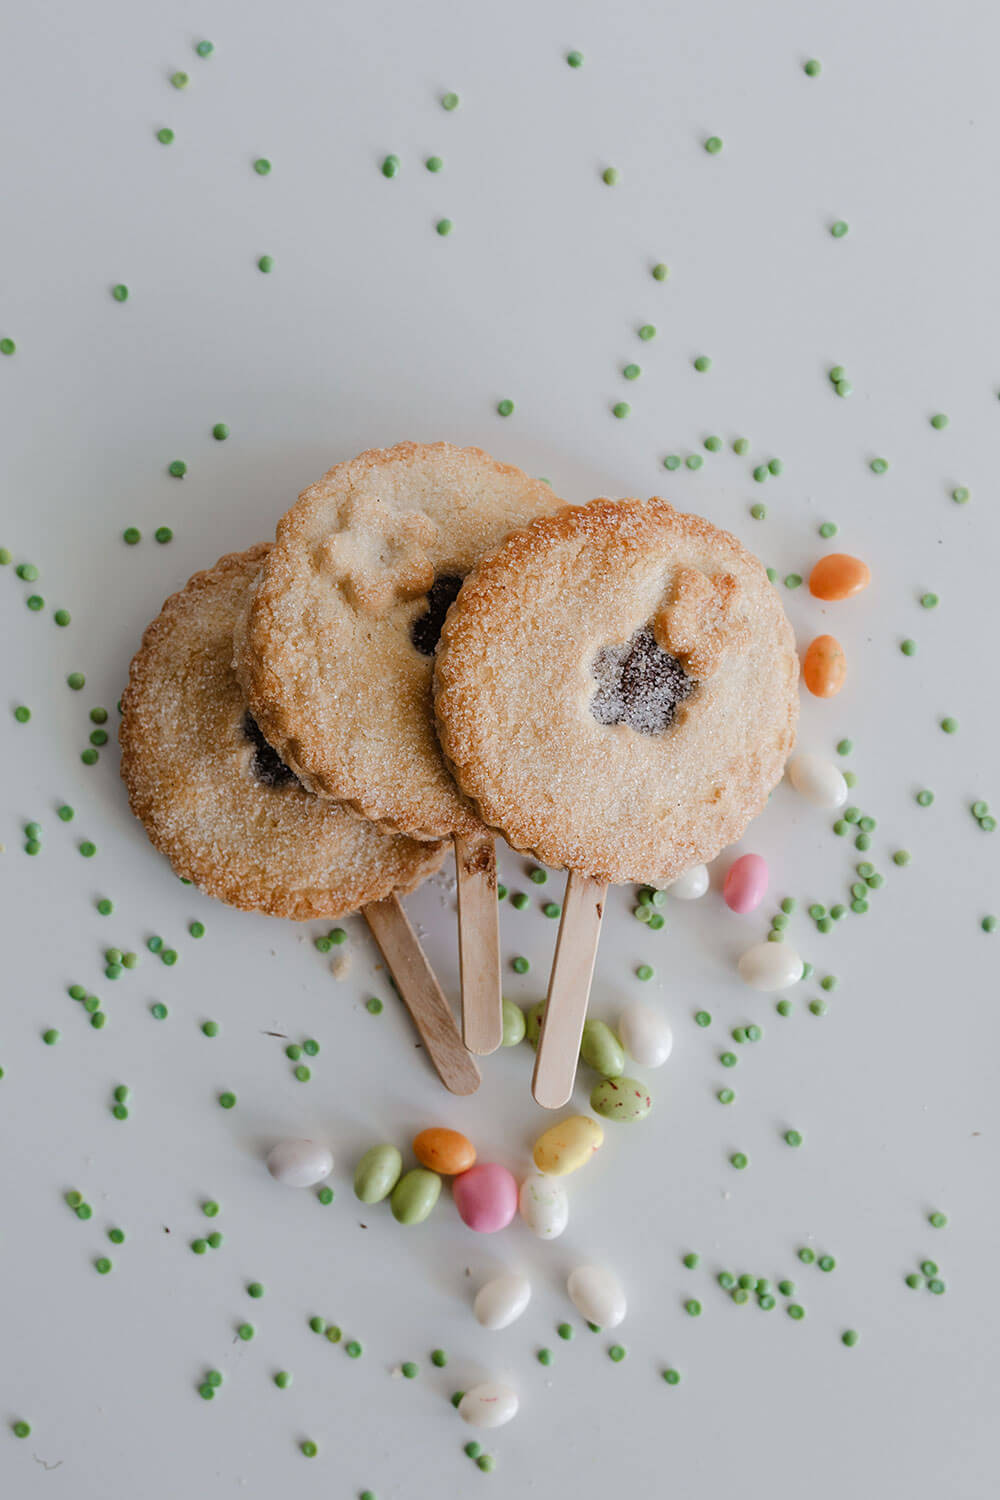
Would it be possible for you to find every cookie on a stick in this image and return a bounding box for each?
[120,543,479,1095]
[234,442,565,1056]
[434,498,799,1106]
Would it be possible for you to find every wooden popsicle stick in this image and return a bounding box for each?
[453,830,503,1055]
[363,893,481,1096]
[532,871,608,1109]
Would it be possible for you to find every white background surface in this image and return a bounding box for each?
[2,1,998,1496]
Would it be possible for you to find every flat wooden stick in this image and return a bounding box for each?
[364,894,481,1096]
[532,871,608,1109]
[453,830,503,1055]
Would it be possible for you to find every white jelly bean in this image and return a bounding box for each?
[617,1001,672,1068]
[737,941,804,992]
[787,753,848,810]
[518,1173,569,1239]
[567,1265,627,1329]
[665,863,709,900]
[473,1273,532,1330]
[265,1139,333,1188]
[458,1383,519,1429]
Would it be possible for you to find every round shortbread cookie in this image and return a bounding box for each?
[234,442,566,840]
[434,498,799,884]
[120,544,446,920]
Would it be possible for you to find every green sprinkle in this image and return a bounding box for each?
[636,964,654,981]
[798,1248,816,1265]
[212,423,229,441]
[257,255,274,273]
[602,167,620,186]
[952,486,970,504]
[247,1282,265,1299]
[662,1367,681,1385]
[818,1255,836,1273]
[686,454,704,470]
[425,156,443,172]
[13,705,30,723]
[317,1186,334,1205]
[381,154,400,178]
[253,158,272,176]
[820,521,839,538]
[804,58,821,75]
[731,1288,749,1305]
[921,1260,939,1277]
[835,379,852,397]
[345,1340,362,1358]
[274,1371,292,1388]
[693,355,712,372]
[435,219,453,236]
[784,574,802,590]
[465,1441,482,1460]
[720,1051,738,1068]
[511,956,530,974]
[95,1257,112,1274]
[704,136,723,154]
[717,1087,735,1104]
[218,1091,236,1109]
[42,1028,60,1046]
[784,1130,803,1147]
[652,263,669,280]
[108,1228,125,1244]
[155,526,173,544]
[157,127,174,145]
[830,220,849,238]
[477,1456,495,1474]
[440,92,459,110]
[76,1203,93,1220]
[930,413,949,429]
[921,592,939,610]
[161,948,178,965]
[566,50,584,67]
[79,840,97,858]
[704,434,722,451]
[496,399,514,417]
[608,1344,626,1362]
[809,999,827,1016]
[733,437,749,454]
[612,402,630,419]
[68,671,85,690]
[294,1064,311,1082]
[694,1010,711,1028]
[718,1272,736,1290]
[842,1329,859,1346]
[750,503,767,520]
[300,1441,317,1458]
[26,595,44,610]
[431,1348,448,1366]
[940,716,959,734]
[365,997,383,1015]
[237,1323,254,1341]
[982,916,997,933]
[929,1211,948,1228]
[12,1422,31,1438]
[730,1152,748,1170]
[16,562,39,580]
[189,921,205,939]
[768,458,784,476]
[168,459,187,479]
[929,1279,946,1295]
[542,901,561,919]
[557,1322,573,1341]
[752,464,768,484]
[663,455,681,470]
[685,1300,701,1317]
[111,283,129,303]
[195,40,214,57]
[870,457,889,474]
[787,1303,805,1320]
[639,324,657,341]
[54,608,71,626]
[623,363,641,380]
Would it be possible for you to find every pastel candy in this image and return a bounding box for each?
[787,753,848,809]
[452,1162,518,1232]
[390,1168,442,1225]
[809,553,871,601]
[265,1139,333,1188]
[518,1173,569,1239]
[458,1383,519,1429]
[617,1001,672,1067]
[473,1273,532,1330]
[580,1019,625,1077]
[590,1076,652,1122]
[501,998,526,1046]
[413,1127,476,1175]
[567,1265,626,1329]
[532,1115,604,1176]
[738,941,804,991]
[723,853,768,914]
[353,1144,403,1203]
[803,634,847,698]
[666,863,709,900]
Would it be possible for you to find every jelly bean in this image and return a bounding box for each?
[580,1019,625,1077]
[738,941,804,992]
[723,853,768,914]
[413,1127,476,1176]
[617,1001,672,1067]
[590,1076,652,1122]
[803,635,847,698]
[390,1168,441,1225]
[265,1140,333,1188]
[353,1144,402,1204]
[787,753,848,809]
[525,1000,546,1048]
[501,997,526,1046]
[517,1173,569,1239]
[567,1265,626,1329]
[452,1162,518,1232]
[666,863,709,900]
[532,1115,604,1176]
[458,1382,519,1429]
[473,1273,532,1330]
[808,553,871,602]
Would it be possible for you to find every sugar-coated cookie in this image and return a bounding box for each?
[234,442,565,840]
[434,498,799,884]
[120,545,446,919]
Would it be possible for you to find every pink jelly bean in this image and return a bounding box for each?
[723,853,768,914]
[452,1163,518,1233]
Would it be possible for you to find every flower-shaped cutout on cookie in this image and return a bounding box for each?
[319,492,438,614]
[653,568,749,678]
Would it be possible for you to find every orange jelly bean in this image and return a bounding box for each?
[413,1127,476,1175]
[809,553,871,601]
[803,635,847,698]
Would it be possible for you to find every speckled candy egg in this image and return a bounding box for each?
[473,1273,532,1330]
[590,1076,653,1122]
[567,1265,627,1329]
[532,1115,604,1175]
[452,1162,518,1232]
[518,1173,569,1239]
[265,1139,333,1188]
[617,1001,672,1067]
[458,1383,519,1429]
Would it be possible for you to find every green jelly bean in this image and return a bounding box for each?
[501,998,526,1047]
[525,1000,546,1049]
[590,1077,652,1122]
[580,1019,625,1078]
[353,1144,403,1205]
[390,1168,442,1225]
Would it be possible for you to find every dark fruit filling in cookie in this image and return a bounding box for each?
[241,712,301,788]
[410,574,464,655]
[590,626,695,735]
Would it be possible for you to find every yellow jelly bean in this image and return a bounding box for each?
[803,634,847,698]
[808,553,871,602]
[532,1115,604,1176]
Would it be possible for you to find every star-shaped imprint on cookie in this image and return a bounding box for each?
[653,568,749,678]
[318,492,438,614]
